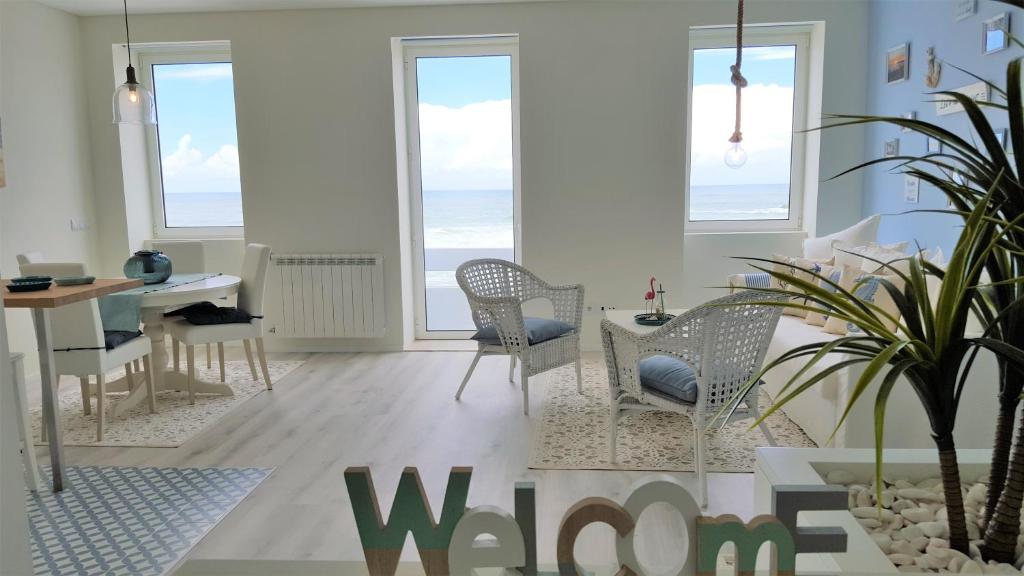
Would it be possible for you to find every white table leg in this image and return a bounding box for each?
[113,308,233,417]
[31,309,65,492]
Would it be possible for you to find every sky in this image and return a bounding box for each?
[153,62,242,196]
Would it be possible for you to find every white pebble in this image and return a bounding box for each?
[902,508,936,523]
[857,489,873,508]
[858,518,882,529]
[892,540,922,556]
[899,488,945,502]
[853,506,895,521]
[893,499,919,513]
[919,521,950,539]
[960,559,983,573]
[889,553,917,566]
[901,525,926,540]
[917,478,942,489]
[870,532,893,553]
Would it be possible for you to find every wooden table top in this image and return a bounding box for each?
[2,278,144,309]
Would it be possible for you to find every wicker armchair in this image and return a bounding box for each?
[455,259,584,415]
[600,290,784,506]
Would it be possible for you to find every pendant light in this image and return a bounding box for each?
[724,0,748,169]
[112,0,156,125]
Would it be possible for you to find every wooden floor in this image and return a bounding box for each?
[56,350,754,566]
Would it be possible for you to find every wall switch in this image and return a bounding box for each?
[69,218,90,231]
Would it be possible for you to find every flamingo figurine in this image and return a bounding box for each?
[644,277,656,314]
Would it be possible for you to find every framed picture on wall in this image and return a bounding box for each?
[927,136,943,154]
[996,128,1009,149]
[955,0,977,21]
[904,175,921,203]
[901,111,916,132]
[984,13,1010,54]
[887,43,910,84]
[884,139,900,157]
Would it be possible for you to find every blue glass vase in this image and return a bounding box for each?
[124,250,172,284]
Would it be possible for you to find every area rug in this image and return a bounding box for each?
[529,359,816,472]
[28,465,271,576]
[30,361,304,448]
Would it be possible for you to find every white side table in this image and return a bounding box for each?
[603,309,687,335]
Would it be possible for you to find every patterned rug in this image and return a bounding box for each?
[28,466,270,576]
[529,359,817,472]
[31,361,304,448]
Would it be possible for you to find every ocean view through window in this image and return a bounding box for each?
[145,53,243,233]
[687,26,810,232]
[404,39,519,336]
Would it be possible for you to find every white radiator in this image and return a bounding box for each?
[273,254,386,338]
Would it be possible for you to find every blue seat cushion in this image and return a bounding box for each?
[638,355,698,404]
[471,317,574,346]
[104,330,143,351]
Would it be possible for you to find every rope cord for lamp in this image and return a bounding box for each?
[123,0,132,67]
[729,0,748,144]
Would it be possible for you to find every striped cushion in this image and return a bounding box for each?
[727,272,772,292]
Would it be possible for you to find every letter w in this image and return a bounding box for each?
[345,466,472,576]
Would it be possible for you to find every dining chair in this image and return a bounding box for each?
[455,259,584,415]
[20,261,157,441]
[150,240,224,376]
[165,243,273,403]
[600,290,785,507]
[15,252,45,266]
[10,353,42,491]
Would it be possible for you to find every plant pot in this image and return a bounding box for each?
[754,447,992,575]
[124,250,172,285]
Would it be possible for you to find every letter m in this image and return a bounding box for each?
[345,466,472,576]
[696,514,795,576]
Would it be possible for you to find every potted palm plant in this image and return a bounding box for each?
[721,54,1024,565]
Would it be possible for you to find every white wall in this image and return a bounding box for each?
[77,0,869,352]
[1,1,101,374]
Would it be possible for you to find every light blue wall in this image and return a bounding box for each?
[862,0,1024,254]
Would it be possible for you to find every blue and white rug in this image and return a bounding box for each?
[28,466,271,576]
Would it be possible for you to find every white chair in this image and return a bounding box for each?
[165,244,273,403]
[15,252,44,266]
[600,290,784,507]
[454,259,584,415]
[150,240,221,375]
[10,354,42,491]
[20,261,156,441]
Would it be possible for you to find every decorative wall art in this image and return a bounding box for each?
[925,47,942,88]
[884,139,900,158]
[904,175,921,204]
[901,111,916,132]
[928,137,943,153]
[935,81,990,115]
[984,13,1010,54]
[954,0,977,21]
[887,43,910,84]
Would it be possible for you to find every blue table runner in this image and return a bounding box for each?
[98,273,221,332]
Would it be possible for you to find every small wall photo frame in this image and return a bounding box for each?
[901,111,916,132]
[927,137,943,154]
[955,0,977,21]
[884,139,900,158]
[887,43,910,84]
[984,13,1010,54]
[996,128,1009,150]
[904,175,921,204]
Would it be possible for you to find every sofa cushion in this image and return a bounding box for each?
[771,255,833,319]
[472,317,573,346]
[638,355,698,404]
[803,215,880,260]
[804,265,843,326]
[104,330,143,351]
[823,266,904,335]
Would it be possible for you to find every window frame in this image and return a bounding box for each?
[401,36,522,340]
[138,46,244,238]
[684,25,812,233]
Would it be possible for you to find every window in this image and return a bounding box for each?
[140,47,243,236]
[685,26,813,232]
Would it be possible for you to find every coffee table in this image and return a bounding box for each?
[603,308,686,334]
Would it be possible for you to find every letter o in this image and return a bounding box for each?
[616,475,701,576]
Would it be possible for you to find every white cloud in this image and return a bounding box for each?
[156,63,233,81]
[689,83,795,186]
[418,99,513,190]
[161,134,241,194]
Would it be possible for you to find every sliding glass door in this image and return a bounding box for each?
[404,39,520,338]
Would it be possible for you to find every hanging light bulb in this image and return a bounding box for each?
[725,139,747,169]
[725,0,747,169]
[112,0,156,125]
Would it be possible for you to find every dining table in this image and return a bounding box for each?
[2,277,143,492]
[107,274,241,416]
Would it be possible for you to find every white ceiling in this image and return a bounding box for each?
[34,0,561,17]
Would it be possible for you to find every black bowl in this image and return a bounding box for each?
[11,276,52,284]
[7,281,52,293]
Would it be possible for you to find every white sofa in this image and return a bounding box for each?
[756,314,999,450]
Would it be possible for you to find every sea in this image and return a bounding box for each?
[164,184,789,236]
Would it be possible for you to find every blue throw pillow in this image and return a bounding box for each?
[471,317,574,346]
[638,355,698,404]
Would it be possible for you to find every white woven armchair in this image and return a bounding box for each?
[455,259,584,415]
[600,290,784,506]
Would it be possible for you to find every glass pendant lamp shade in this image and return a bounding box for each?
[113,65,156,125]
